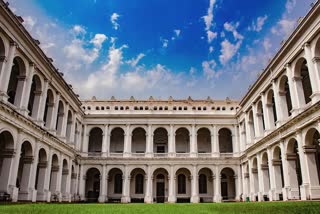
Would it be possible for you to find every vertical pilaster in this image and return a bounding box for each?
[190,124,197,157]
[168,165,176,203]
[102,125,109,157]
[146,124,153,157]
[190,164,199,203]
[144,165,153,203]
[124,124,131,157]
[99,165,106,202]
[168,125,175,157]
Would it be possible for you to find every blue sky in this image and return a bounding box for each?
[7,0,315,100]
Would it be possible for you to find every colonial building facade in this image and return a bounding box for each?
[0,0,320,203]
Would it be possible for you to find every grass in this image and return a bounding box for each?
[0,201,320,214]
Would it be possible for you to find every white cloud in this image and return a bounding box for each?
[72,25,86,35]
[202,59,221,80]
[271,18,296,38]
[110,13,120,30]
[90,34,107,48]
[126,53,145,67]
[285,0,296,14]
[23,16,36,30]
[249,15,268,32]
[161,38,169,48]
[263,38,272,52]
[209,46,214,53]
[174,29,181,37]
[219,39,242,64]
[207,30,217,43]
[223,22,243,40]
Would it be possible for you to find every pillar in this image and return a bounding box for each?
[168,125,176,157]
[121,166,130,203]
[19,62,34,114]
[272,79,283,128]
[190,124,197,157]
[123,124,131,157]
[99,165,106,202]
[102,125,109,157]
[168,165,176,203]
[214,166,221,202]
[144,165,153,203]
[146,124,153,157]
[191,165,199,203]
[49,93,60,133]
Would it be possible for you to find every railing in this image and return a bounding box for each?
[153,153,168,158]
[109,152,123,157]
[220,153,233,158]
[131,153,146,157]
[197,153,212,157]
[88,152,102,157]
[175,153,190,158]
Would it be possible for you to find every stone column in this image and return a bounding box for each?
[252,103,260,138]
[29,142,40,202]
[190,124,197,157]
[146,124,153,157]
[60,103,69,138]
[267,148,276,201]
[82,125,88,154]
[304,43,320,103]
[44,149,52,202]
[99,165,106,202]
[168,165,176,203]
[260,92,272,132]
[233,125,240,154]
[9,131,22,202]
[49,93,60,133]
[36,79,49,126]
[211,125,219,157]
[191,165,199,203]
[65,159,72,202]
[214,166,221,202]
[272,79,283,128]
[144,165,153,203]
[285,63,299,116]
[79,165,86,201]
[0,144,16,193]
[102,125,109,157]
[245,114,253,145]
[19,62,34,115]
[0,42,17,101]
[121,166,130,203]
[168,125,176,157]
[68,114,76,145]
[256,154,264,201]
[123,124,131,157]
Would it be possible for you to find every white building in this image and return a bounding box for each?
[0,0,320,203]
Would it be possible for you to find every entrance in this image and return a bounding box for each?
[156,182,165,202]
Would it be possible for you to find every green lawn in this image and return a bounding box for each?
[0,202,320,214]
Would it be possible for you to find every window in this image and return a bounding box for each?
[157,145,165,153]
[135,174,144,194]
[114,174,123,194]
[178,174,186,194]
[199,174,207,194]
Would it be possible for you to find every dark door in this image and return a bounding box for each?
[221,181,228,200]
[156,182,165,203]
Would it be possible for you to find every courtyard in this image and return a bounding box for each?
[0,202,320,214]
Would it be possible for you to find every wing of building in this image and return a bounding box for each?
[0,0,320,203]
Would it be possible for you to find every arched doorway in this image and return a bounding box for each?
[153,168,169,203]
[88,127,103,155]
[0,131,15,193]
[153,128,168,155]
[197,128,211,154]
[286,138,302,200]
[107,168,123,202]
[131,128,146,154]
[130,168,145,202]
[35,148,47,201]
[175,128,190,154]
[85,168,100,202]
[110,128,124,154]
[17,141,33,201]
[219,128,233,153]
[220,168,236,201]
[176,168,191,203]
[198,168,214,202]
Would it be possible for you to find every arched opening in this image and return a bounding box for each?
[279,75,293,118]
[7,57,26,106]
[131,128,146,154]
[17,141,33,201]
[110,128,124,154]
[197,128,211,153]
[130,168,145,202]
[266,89,277,128]
[272,146,284,200]
[85,168,100,202]
[248,110,255,139]
[286,138,302,199]
[56,101,64,135]
[61,159,69,200]
[0,37,6,77]
[261,152,270,200]
[295,59,313,104]
[175,128,190,154]
[27,75,42,118]
[88,127,103,155]
[257,101,265,134]
[176,168,191,203]
[198,168,213,202]
[49,154,59,200]
[153,168,169,203]
[153,128,168,154]
[43,89,54,128]
[304,128,320,186]
[66,110,73,143]
[220,167,236,201]
[219,128,233,153]
[252,158,259,200]
[0,131,15,193]
[35,148,47,201]
[107,168,123,202]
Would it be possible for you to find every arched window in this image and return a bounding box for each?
[110,128,124,153]
[219,128,233,153]
[300,60,312,104]
[114,173,123,194]
[43,89,54,128]
[135,174,144,194]
[178,174,186,194]
[199,174,207,194]
[88,127,103,153]
[7,57,26,105]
